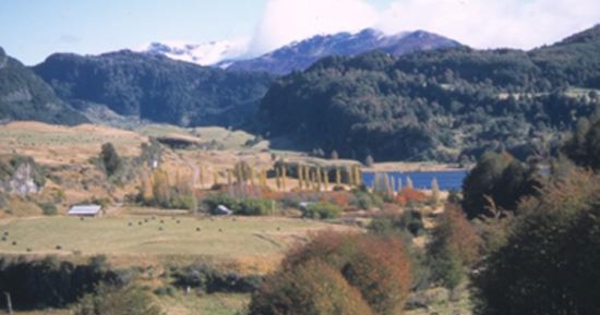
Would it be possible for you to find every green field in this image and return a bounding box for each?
[0,215,340,262]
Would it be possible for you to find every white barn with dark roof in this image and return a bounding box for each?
[68,204,103,217]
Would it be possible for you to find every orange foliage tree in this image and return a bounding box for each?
[250,231,412,315]
[248,259,374,315]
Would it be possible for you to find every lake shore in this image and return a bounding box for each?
[363,162,469,173]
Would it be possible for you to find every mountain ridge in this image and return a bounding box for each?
[220,28,461,75]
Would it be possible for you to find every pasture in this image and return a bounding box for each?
[0,215,352,270]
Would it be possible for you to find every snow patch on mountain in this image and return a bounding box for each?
[138,38,250,66]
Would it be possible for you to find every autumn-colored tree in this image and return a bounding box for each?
[226,169,232,186]
[373,173,393,197]
[281,165,287,190]
[354,166,363,187]
[138,171,154,202]
[406,176,413,189]
[395,188,427,206]
[152,168,171,207]
[259,231,413,315]
[213,171,219,186]
[275,167,281,190]
[346,166,354,186]
[343,237,412,315]
[248,259,374,315]
[233,161,253,183]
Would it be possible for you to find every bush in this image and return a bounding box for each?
[237,199,274,216]
[368,210,424,237]
[462,151,540,219]
[172,263,263,293]
[428,204,481,290]
[202,194,274,216]
[169,194,197,211]
[472,169,600,315]
[352,191,383,210]
[303,202,342,219]
[39,202,58,215]
[395,188,428,206]
[74,284,161,315]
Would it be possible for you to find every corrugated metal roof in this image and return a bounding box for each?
[68,204,102,215]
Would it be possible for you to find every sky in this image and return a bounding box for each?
[0,0,599,65]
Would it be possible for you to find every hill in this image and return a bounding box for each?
[220,29,461,75]
[258,26,600,162]
[32,50,274,127]
[0,47,88,125]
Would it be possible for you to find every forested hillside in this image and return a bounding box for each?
[258,26,600,162]
[33,50,274,127]
[0,47,88,125]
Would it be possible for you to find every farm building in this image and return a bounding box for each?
[68,204,104,217]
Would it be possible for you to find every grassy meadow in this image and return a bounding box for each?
[0,214,352,269]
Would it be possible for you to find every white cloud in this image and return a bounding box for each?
[249,0,378,55]
[376,0,600,49]
[249,0,600,55]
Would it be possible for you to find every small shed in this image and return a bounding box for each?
[68,204,103,217]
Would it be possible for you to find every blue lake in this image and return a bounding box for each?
[362,169,469,191]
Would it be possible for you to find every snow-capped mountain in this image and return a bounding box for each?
[219,29,462,75]
[139,39,249,66]
[138,28,461,74]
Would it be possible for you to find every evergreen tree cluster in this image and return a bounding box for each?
[259,26,600,162]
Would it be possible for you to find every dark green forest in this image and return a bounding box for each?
[258,26,600,162]
[32,50,275,127]
[0,47,88,125]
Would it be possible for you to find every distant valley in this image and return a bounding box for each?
[1,26,600,162]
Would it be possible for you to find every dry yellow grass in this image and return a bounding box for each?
[0,122,147,165]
